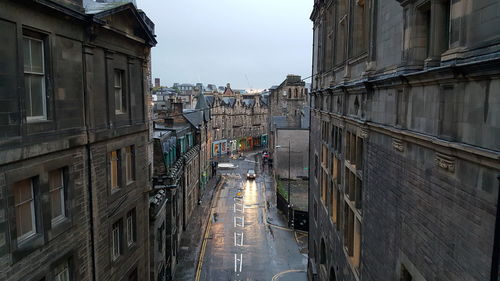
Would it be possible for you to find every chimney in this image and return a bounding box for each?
[226,83,231,89]
[154,78,160,88]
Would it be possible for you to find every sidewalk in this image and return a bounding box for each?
[172,175,222,280]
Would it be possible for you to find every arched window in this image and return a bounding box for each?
[288,88,292,98]
[320,239,326,265]
[294,88,298,98]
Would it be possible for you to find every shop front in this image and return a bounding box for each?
[261,134,268,148]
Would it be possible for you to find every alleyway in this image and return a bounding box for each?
[179,152,308,281]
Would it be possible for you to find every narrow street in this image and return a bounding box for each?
[197,152,307,281]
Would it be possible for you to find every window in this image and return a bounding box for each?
[14,179,36,242]
[114,70,126,114]
[111,220,123,260]
[351,0,367,57]
[157,223,164,252]
[321,170,328,204]
[110,150,120,190]
[49,169,66,225]
[335,0,348,64]
[23,35,47,121]
[54,260,71,281]
[126,209,136,246]
[125,146,135,183]
[330,181,337,224]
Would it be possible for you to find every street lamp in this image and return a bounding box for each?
[275,139,292,228]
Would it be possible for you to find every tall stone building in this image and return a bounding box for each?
[0,0,156,280]
[308,0,500,281]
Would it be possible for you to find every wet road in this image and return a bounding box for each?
[197,154,307,281]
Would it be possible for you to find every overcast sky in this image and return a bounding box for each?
[137,0,313,90]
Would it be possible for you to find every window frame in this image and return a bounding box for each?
[110,150,120,191]
[53,259,71,281]
[23,35,48,122]
[114,69,127,114]
[126,209,137,247]
[49,168,67,226]
[13,178,37,244]
[111,220,123,261]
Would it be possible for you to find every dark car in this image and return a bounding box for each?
[246,169,256,179]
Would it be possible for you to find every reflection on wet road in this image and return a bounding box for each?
[197,155,307,281]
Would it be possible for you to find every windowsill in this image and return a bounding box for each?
[26,118,50,124]
[115,111,127,115]
[48,216,72,241]
[12,232,44,263]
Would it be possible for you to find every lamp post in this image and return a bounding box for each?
[276,139,292,228]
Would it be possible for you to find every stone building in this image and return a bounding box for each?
[308,0,500,281]
[206,83,269,156]
[0,0,156,280]
[151,97,210,280]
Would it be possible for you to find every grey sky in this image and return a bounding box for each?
[137,0,313,90]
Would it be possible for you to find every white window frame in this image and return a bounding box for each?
[14,179,36,243]
[112,221,121,260]
[126,210,135,247]
[49,169,66,225]
[114,70,126,114]
[54,260,70,281]
[23,36,47,121]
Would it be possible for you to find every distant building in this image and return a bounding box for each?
[205,83,269,156]
[267,75,310,179]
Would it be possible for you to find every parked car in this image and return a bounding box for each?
[246,169,256,179]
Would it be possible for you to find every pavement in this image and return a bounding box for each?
[173,175,222,280]
[173,150,308,281]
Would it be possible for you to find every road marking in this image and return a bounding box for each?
[234,253,243,272]
[234,216,245,228]
[233,202,244,213]
[234,232,244,246]
[271,269,306,281]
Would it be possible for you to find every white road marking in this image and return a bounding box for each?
[233,202,244,213]
[234,216,245,227]
[234,253,243,272]
[234,232,244,246]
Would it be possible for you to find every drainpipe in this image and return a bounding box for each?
[82,42,97,281]
[491,175,500,281]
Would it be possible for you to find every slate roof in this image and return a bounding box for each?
[195,92,210,121]
[260,95,269,106]
[84,1,127,14]
[221,97,236,107]
[242,99,255,108]
[205,95,215,107]
[83,0,156,46]
[183,110,204,129]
